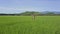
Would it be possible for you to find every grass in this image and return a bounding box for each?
[0,16,60,34]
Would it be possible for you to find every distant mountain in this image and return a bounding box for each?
[54,12,60,14]
[40,11,60,14]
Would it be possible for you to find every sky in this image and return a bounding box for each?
[0,0,60,13]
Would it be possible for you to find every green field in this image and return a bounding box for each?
[0,16,60,34]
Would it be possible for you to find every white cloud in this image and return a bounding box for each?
[0,7,39,11]
[0,7,39,13]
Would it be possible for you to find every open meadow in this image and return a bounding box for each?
[0,16,60,34]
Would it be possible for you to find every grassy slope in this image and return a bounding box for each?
[0,16,60,34]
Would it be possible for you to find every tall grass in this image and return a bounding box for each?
[0,16,60,34]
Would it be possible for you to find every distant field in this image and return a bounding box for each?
[0,16,60,34]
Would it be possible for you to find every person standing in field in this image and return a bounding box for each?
[32,14,36,20]
[31,11,38,20]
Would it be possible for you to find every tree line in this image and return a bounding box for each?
[0,11,60,16]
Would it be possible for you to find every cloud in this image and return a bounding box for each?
[0,7,39,11]
[0,7,39,13]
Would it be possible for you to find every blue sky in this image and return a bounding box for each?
[0,0,60,13]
